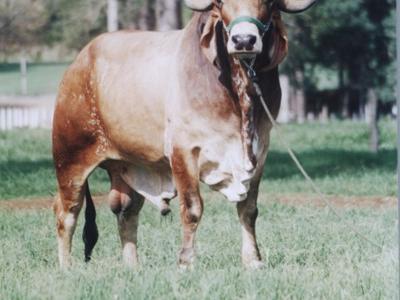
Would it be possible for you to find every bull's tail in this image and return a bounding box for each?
[82,181,99,262]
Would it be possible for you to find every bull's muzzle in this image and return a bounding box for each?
[227,17,268,58]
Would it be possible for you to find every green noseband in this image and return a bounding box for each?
[226,16,270,34]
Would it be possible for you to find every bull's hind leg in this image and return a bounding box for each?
[108,172,144,268]
[171,148,203,268]
[54,162,97,268]
[237,178,264,269]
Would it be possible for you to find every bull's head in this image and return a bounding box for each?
[185,0,316,58]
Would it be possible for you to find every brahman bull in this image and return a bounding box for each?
[53,0,316,269]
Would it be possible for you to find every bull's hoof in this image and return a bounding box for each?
[178,248,194,270]
[244,260,265,270]
[160,199,171,216]
[178,262,194,271]
[161,207,171,216]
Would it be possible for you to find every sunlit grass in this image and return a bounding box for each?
[0,199,397,299]
[0,120,397,299]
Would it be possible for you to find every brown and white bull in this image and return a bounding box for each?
[53,0,316,269]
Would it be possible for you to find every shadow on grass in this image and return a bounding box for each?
[0,63,20,73]
[0,62,68,73]
[0,159,109,199]
[263,148,396,180]
[0,148,395,196]
[0,159,107,179]
[0,159,53,172]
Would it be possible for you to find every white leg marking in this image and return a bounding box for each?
[57,212,77,268]
[122,242,139,268]
[241,227,264,270]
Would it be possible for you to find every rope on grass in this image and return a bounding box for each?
[253,81,383,251]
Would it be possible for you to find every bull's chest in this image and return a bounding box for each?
[198,129,265,202]
[166,113,267,202]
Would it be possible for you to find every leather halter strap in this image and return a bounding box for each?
[226,16,272,34]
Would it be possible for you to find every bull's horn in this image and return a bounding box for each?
[277,0,317,13]
[184,0,213,11]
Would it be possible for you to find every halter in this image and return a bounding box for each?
[216,0,277,79]
[226,16,272,36]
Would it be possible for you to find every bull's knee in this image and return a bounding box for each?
[181,193,203,225]
[178,193,203,268]
[54,196,80,234]
[241,207,258,228]
[238,199,258,223]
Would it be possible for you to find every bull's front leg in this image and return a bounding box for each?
[171,147,203,269]
[237,177,264,269]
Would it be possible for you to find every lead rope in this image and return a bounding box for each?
[244,64,383,250]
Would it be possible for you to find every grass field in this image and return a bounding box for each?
[0,120,396,200]
[0,121,397,299]
[0,63,68,95]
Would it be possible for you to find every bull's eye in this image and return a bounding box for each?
[215,0,223,8]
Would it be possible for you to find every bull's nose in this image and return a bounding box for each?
[232,34,257,51]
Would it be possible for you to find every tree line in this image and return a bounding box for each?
[284,0,395,151]
[0,0,395,150]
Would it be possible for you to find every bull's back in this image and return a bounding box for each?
[54,30,182,164]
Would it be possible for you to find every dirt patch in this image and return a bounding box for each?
[267,195,397,209]
[0,194,396,211]
[0,195,108,211]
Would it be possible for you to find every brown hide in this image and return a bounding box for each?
[52,8,289,269]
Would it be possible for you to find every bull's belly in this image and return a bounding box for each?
[120,163,177,210]
[110,132,266,208]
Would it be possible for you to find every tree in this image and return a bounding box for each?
[281,9,316,123]
[0,0,51,93]
[156,0,182,31]
[0,0,48,56]
[282,0,395,151]
[107,0,118,32]
[312,0,394,151]
[49,0,107,51]
[119,0,156,30]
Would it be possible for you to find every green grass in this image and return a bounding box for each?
[0,63,68,95]
[0,200,397,299]
[0,121,397,298]
[0,120,396,200]
[264,119,397,197]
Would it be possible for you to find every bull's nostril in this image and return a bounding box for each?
[249,35,257,46]
[236,44,244,51]
[231,34,257,51]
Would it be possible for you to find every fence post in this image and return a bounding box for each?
[20,56,28,95]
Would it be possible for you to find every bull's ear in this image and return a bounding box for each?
[200,15,215,48]
[268,16,288,68]
[256,13,288,72]
[200,15,218,63]
[185,0,213,11]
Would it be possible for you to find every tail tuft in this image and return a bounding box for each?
[82,182,98,262]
